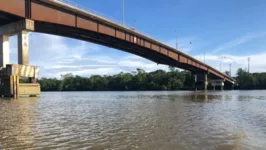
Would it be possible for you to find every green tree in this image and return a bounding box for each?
[225,71,230,76]
[39,67,266,91]
[236,68,256,89]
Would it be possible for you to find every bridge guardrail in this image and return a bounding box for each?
[53,0,234,82]
[55,0,157,43]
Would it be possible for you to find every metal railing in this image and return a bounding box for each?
[54,0,155,40]
[52,0,233,80]
[55,0,122,24]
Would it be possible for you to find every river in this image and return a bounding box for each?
[0,91,266,150]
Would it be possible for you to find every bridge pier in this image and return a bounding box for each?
[18,30,29,65]
[0,35,10,68]
[0,19,40,98]
[204,73,208,91]
[209,79,224,91]
[194,74,198,91]
[194,73,208,91]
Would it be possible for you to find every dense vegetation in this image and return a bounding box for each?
[38,67,194,91]
[236,68,266,89]
[38,67,266,91]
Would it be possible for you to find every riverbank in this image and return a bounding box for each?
[37,68,266,91]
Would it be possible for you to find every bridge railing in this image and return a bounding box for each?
[55,0,121,25]
[53,0,233,81]
[54,0,156,44]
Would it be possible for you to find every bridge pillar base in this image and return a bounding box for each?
[0,20,39,99]
[209,79,224,91]
[0,64,40,98]
[194,73,208,91]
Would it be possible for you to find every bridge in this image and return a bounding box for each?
[0,0,235,98]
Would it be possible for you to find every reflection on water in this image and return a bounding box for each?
[0,91,266,149]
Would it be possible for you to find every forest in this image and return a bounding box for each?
[38,67,194,91]
[236,68,266,89]
[37,67,266,91]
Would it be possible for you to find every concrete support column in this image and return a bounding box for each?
[213,85,216,91]
[204,73,208,91]
[194,74,197,91]
[221,81,224,90]
[18,30,29,65]
[0,35,10,68]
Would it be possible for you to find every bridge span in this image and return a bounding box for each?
[0,0,235,97]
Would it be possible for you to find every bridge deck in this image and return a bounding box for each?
[0,0,235,84]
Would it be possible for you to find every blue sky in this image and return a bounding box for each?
[9,0,266,77]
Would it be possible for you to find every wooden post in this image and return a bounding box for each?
[13,76,17,99]
[16,75,19,98]
[14,76,17,99]
[9,76,14,97]
[11,75,19,99]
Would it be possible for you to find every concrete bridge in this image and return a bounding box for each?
[0,0,235,97]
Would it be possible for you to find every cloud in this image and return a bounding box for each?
[194,52,266,76]
[9,32,100,64]
[7,33,169,78]
[42,54,168,78]
[211,32,266,54]
[7,32,266,78]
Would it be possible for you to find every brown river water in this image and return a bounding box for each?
[0,91,266,150]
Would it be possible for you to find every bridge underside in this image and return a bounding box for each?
[0,12,233,83]
[34,21,206,74]
[0,0,236,85]
[0,0,235,88]
[34,22,235,84]
[0,13,202,73]
[0,11,22,26]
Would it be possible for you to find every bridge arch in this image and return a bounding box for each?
[0,0,235,85]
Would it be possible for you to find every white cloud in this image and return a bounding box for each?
[42,54,168,78]
[45,67,125,78]
[211,32,266,54]
[194,52,266,76]
[7,32,266,78]
[7,33,168,78]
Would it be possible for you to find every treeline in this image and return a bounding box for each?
[38,68,194,91]
[38,67,266,91]
[236,68,266,89]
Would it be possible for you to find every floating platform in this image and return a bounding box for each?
[0,64,40,98]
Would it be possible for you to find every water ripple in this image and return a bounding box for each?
[0,91,266,149]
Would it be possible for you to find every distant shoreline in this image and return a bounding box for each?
[37,68,266,91]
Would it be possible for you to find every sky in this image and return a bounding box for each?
[8,0,266,78]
